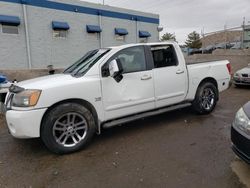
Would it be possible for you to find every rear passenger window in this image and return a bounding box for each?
[151,45,178,68]
[109,46,146,74]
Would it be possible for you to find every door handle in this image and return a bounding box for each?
[141,75,152,80]
[176,70,184,74]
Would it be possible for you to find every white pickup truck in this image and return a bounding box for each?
[4,42,231,154]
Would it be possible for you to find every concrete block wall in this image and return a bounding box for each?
[0,2,28,69]
[212,49,250,56]
[186,54,250,73]
[0,0,160,69]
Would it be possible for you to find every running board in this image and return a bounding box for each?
[102,103,192,129]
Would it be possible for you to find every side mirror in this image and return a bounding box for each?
[109,59,123,82]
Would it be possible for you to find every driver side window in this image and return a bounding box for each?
[109,46,146,74]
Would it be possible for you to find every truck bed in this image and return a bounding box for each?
[185,60,231,100]
[186,59,226,65]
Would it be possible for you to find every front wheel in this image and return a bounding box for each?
[234,84,242,88]
[41,103,96,154]
[192,82,218,114]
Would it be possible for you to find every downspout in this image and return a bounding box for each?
[158,27,160,42]
[135,18,138,43]
[22,3,32,69]
[242,17,245,49]
[99,13,103,48]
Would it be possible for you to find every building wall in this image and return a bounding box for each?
[0,0,159,69]
[0,1,28,69]
[243,25,250,48]
[201,31,242,48]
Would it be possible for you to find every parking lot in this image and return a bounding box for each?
[0,78,249,188]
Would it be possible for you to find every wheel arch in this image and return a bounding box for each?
[198,77,218,88]
[197,77,219,100]
[40,98,99,135]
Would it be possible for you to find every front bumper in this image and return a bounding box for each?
[233,77,250,85]
[5,108,47,138]
[231,126,250,164]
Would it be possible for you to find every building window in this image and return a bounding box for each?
[115,34,125,41]
[140,38,148,43]
[0,15,20,34]
[53,30,67,38]
[139,30,151,43]
[52,21,70,38]
[2,24,19,34]
[86,32,100,40]
[114,28,128,41]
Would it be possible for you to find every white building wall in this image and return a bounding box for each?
[0,2,28,69]
[0,0,160,69]
[137,22,159,42]
[26,5,101,68]
[101,16,137,47]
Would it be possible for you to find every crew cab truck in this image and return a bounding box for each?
[4,42,231,154]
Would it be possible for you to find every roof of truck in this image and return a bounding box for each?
[109,41,177,49]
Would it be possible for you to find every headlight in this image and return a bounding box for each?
[234,73,239,77]
[234,108,250,134]
[12,89,41,107]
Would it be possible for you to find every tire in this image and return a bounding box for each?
[192,82,218,114]
[234,84,242,88]
[0,93,6,103]
[41,103,96,154]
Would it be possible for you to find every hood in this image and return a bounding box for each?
[16,74,78,90]
[236,67,250,74]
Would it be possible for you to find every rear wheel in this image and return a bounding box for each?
[41,103,96,154]
[192,82,218,114]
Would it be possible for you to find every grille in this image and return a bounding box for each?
[231,126,250,157]
[242,74,249,78]
[5,93,14,109]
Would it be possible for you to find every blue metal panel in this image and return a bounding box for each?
[0,15,20,26]
[86,25,102,33]
[115,28,128,35]
[0,0,159,24]
[52,21,70,30]
[0,75,7,84]
[139,30,151,38]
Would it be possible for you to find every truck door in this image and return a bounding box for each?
[151,44,187,108]
[101,46,155,121]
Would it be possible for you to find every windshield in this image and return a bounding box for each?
[64,48,110,76]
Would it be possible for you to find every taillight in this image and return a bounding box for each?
[226,63,232,75]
